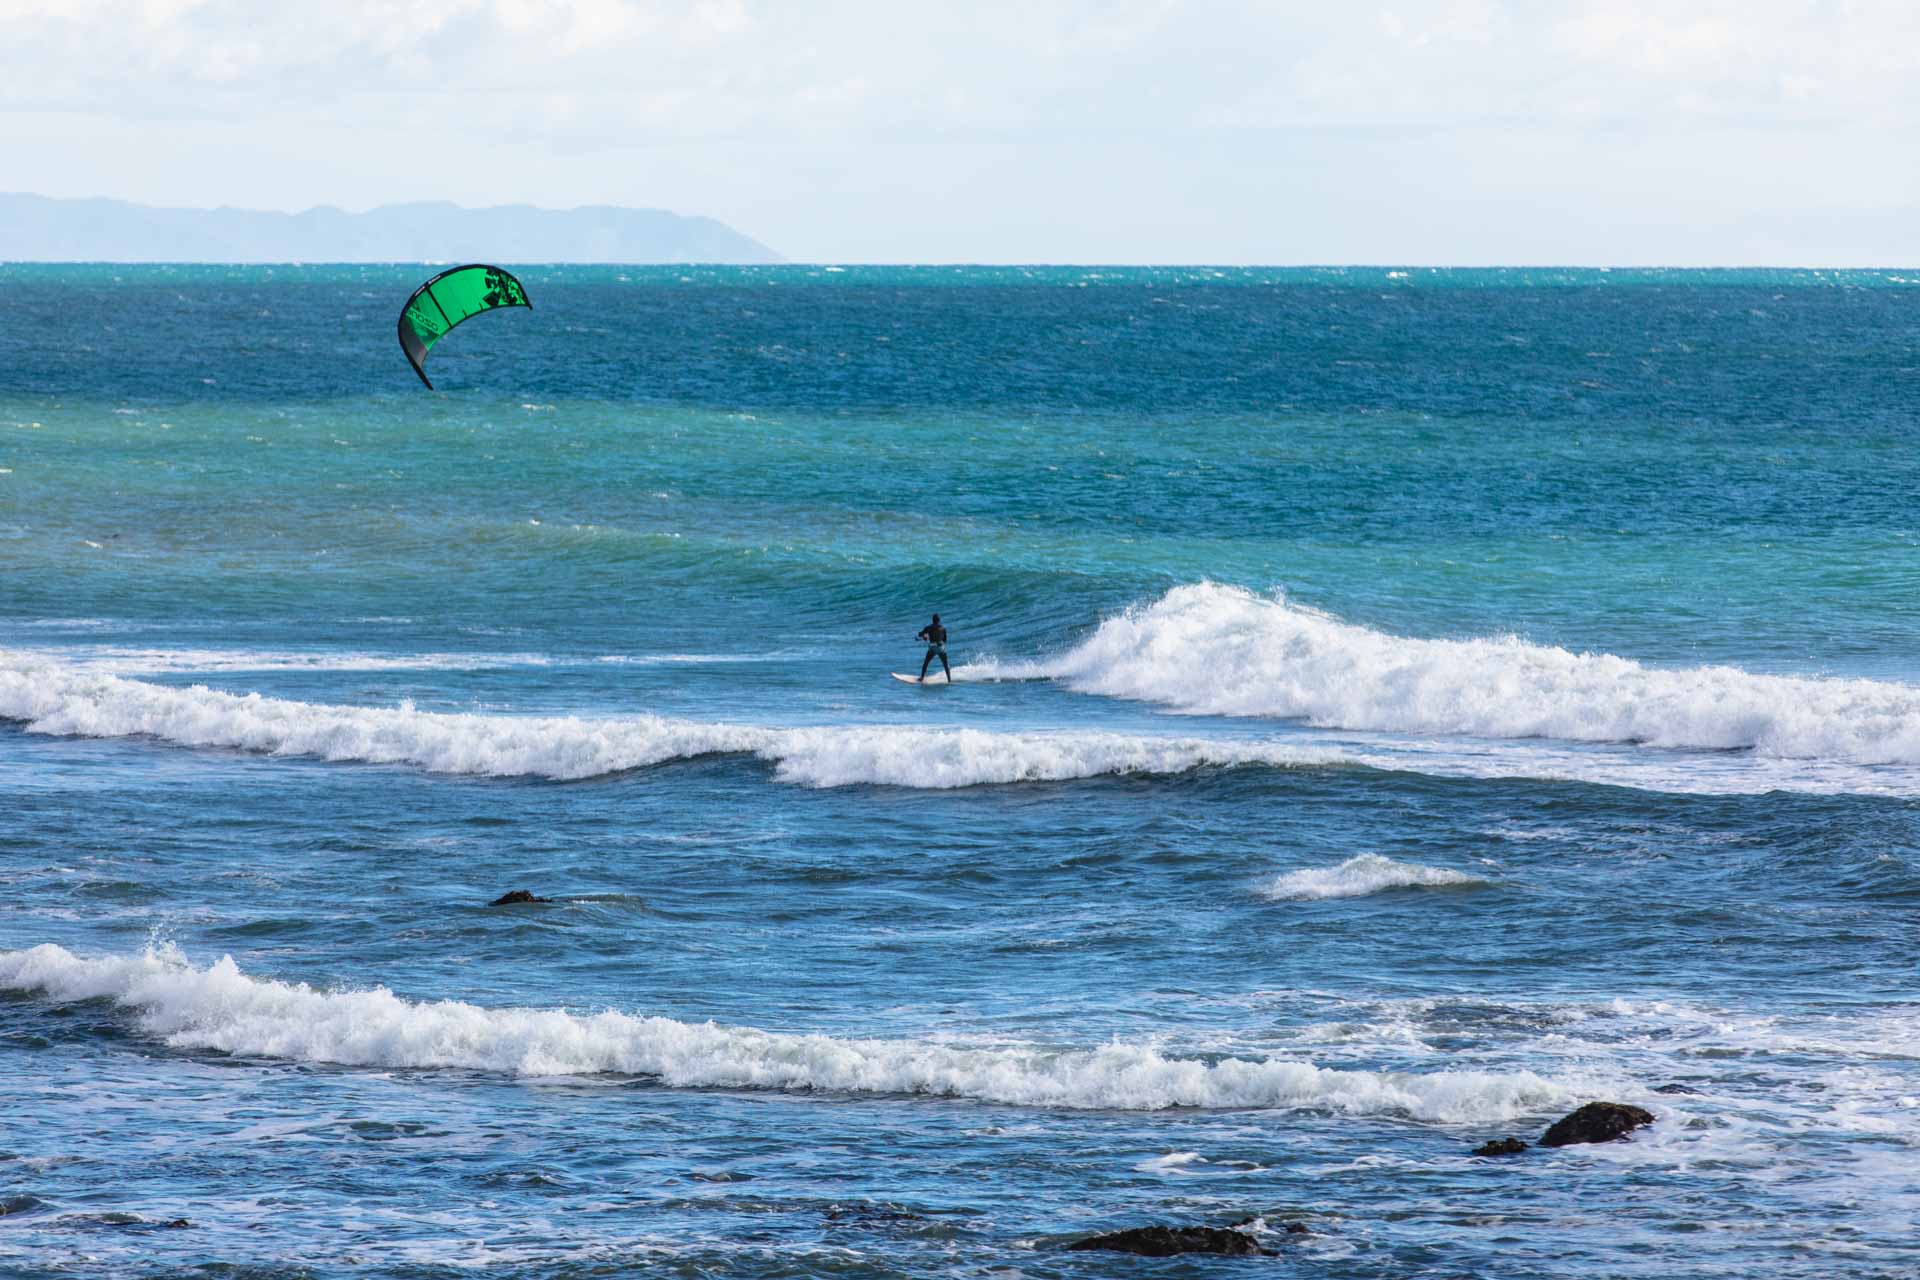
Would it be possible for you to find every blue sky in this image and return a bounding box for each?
[2,1,1915,263]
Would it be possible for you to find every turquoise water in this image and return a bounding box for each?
[3,265,1919,1277]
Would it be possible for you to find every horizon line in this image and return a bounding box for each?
[3,260,1916,271]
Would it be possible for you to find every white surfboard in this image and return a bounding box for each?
[891,672,953,685]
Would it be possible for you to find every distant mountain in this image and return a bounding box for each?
[0,194,781,263]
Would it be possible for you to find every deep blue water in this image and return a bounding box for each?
[2,265,1919,1278]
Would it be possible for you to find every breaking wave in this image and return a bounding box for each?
[0,649,1347,788]
[0,944,1572,1120]
[968,583,1920,764]
[1262,854,1489,901]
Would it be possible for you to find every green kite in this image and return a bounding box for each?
[396,265,532,389]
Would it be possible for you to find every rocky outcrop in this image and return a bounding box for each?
[1540,1102,1655,1147]
[489,889,553,905]
[1066,1225,1268,1257]
[1473,1137,1529,1156]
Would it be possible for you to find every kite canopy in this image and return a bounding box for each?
[396,265,532,389]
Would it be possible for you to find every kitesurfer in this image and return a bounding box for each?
[917,615,951,683]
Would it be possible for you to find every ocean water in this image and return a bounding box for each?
[3,264,1919,1278]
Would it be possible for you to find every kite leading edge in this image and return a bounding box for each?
[396,265,532,389]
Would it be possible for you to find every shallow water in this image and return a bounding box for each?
[3,265,1918,1277]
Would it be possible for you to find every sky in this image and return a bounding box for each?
[2,0,1916,264]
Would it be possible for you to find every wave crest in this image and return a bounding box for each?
[0,649,1346,787]
[0,944,1569,1120]
[970,583,1920,763]
[1262,854,1489,901]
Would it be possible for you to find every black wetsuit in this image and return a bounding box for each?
[917,622,950,681]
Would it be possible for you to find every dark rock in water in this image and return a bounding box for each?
[1653,1083,1702,1095]
[490,889,553,906]
[68,1211,186,1231]
[0,1196,46,1217]
[1473,1137,1529,1157]
[1066,1225,1268,1257]
[1541,1102,1655,1147]
[823,1202,927,1228]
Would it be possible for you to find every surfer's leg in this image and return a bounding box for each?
[939,646,951,682]
[921,647,935,679]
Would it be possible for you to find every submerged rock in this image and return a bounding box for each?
[1541,1102,1655,1147]
[1653,1083,1702,1095]
[823,1202,927,1228]
[1066,1225,1268,1257]
[489,889,553,906]
[1473,1137,1529,1157]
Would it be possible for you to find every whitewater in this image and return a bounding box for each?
[0,943,1573,1120]
[1260,853,1490,901]
[971,583,1920,764]
[0,646,1354,786]
[13,586,1920,797]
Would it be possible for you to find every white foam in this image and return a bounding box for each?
[1262,854,1488,901]
[764,725,1339,789]
[0,944,1571,1120]
[966,583,1920,765]
[1135,1150,1207,1173]
[0,649,1348,787]
[7,648,1916,796]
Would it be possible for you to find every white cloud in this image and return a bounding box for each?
[3,1,1910,130]
[1,1,1917,260]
